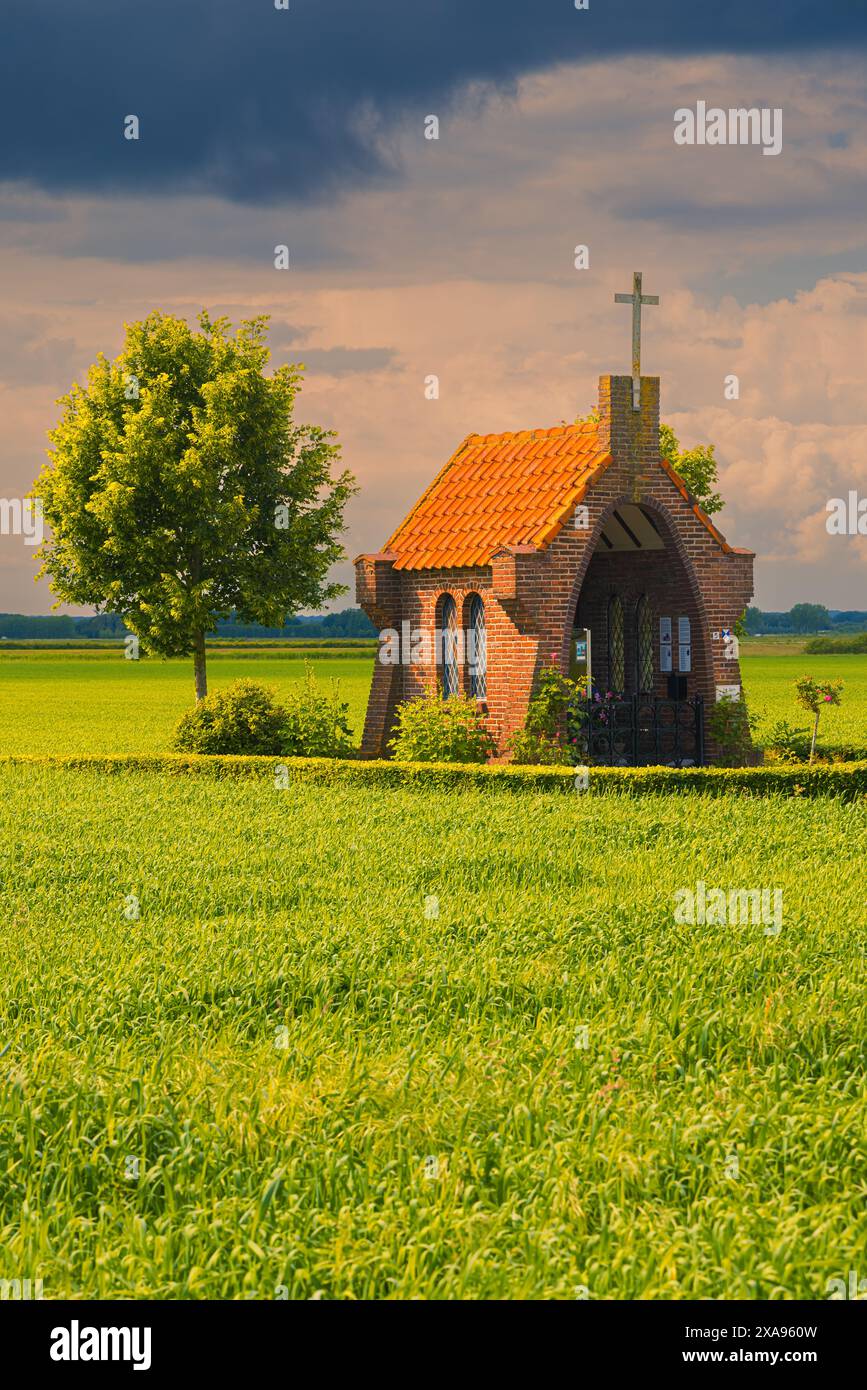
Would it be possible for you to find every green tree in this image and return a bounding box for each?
[658,424,722,516]
[744,606,764,635]
[788,603,831,634]
[575,412,723,515]
[32,311,355,700]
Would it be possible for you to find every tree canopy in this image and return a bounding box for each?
[32,311,355,698]
[788,603,832,634]
[658,424,722,516]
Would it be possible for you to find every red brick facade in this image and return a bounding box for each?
[355,374,755,763]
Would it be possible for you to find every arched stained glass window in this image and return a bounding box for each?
[636,594,654,692]
[467,595,486,699]
[608,594,625,693]
[438,594,459,697]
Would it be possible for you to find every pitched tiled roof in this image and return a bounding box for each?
[385,423,612,570]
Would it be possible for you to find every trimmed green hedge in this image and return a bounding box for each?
[2,752,867,798]
[803,632,867,654]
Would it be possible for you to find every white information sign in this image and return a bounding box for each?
[660,616,672,672]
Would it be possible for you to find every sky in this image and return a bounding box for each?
[1,0,866,614]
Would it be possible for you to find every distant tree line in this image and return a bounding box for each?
[215,608,375,638]
[0,608,376,640]
[4,603,863,641]
[744,605,867,635]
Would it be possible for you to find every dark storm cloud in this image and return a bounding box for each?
[616,183,867,231]
[3,0,866,205]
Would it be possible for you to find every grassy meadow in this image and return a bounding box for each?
[738,645,867,753]
[0,765,864,1300]
[0,638,865,1300]
[0,648,374,755]
[1,639,865,756]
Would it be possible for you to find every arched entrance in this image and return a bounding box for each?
[566,498,712,765]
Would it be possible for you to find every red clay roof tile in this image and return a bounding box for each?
[383,423,737,569]
[385,422,612,570]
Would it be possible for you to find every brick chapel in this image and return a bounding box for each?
[356,280,755,766]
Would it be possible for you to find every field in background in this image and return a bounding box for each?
[0,639,377,651]
[738,635,813,656]
[739,636,866,754]
[0,764,862,1299]
[740,652,867,752]
[0,650,374,755]
[739,656,861,756]
[1,644,865,756]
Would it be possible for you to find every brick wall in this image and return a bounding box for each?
[355,374,755,763]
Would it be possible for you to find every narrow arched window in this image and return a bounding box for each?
[467,595,487,699]
[636,594,653,692]
[608,594,625,693]
[437,594,459,697]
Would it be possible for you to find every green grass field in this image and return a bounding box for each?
[0,765,864,1300]
[1,644,865,756]
[739,649,867,752]
[0,650,374,755]
[1,643,864,1300]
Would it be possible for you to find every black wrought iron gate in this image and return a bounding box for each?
[569,694,705,767]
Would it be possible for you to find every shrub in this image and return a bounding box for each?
[507,664,583,765]
[762,719,863,767]
[389,685,496,763]
[706,695,758,767]
[763,719,813,764]
[171,669,355,758]
[172,679,288,755]
[281,663,354,758]
[506,728,572,766]
[803,632,867,654]
[5,753,867,799]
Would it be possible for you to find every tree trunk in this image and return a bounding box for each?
[193,630,207,702]
[809,710,819,764]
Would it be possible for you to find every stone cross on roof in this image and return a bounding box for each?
[615,271,658,409]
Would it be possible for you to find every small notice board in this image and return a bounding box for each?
[659,616,672,673]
